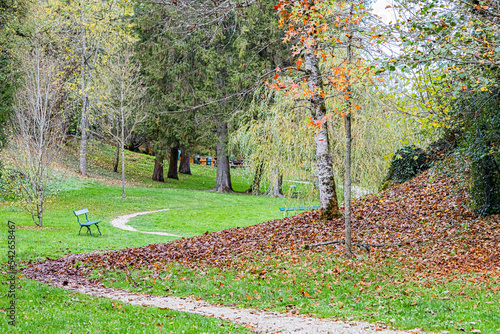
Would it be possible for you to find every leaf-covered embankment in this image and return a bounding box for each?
[24,170,500,284]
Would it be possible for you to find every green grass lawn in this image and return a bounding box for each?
[63,140,255,192]
[4,140,497,333]
[0,144,314,332]
[0,275,252,334]
[0,182,307,263]
[95,253,500,333]
[62,139,323,197]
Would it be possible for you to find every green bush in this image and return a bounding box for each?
[387,146,428,184]
[458,90,500,215]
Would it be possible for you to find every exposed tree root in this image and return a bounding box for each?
[304,239,402,252]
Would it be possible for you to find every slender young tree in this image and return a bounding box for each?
[47,0,130,175]
[271,0,343,219]
[7,40,64,227]
[76,0,119,176]
[101,46,147,198]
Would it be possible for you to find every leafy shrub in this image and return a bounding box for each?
[458,90,500,215]
[387,146,428,184]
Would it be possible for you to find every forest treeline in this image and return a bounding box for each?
[0,0,499,235]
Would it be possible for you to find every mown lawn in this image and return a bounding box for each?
[5,141,497,334]
[64,140,255,192]
[63,139,320,196]
[0,144,311,333]
[96,253,500,333]
[0,174,306,264]
[0,275,252,334]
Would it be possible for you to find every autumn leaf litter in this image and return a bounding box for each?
[24,170,500,285]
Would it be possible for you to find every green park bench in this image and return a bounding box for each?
[289,184,302,197]
[279,205,320,217]
[73,208,102,236]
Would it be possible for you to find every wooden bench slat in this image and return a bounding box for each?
[74,208,89,216]
[279,205,320,217]
[79,220,101,226]
[279,206,320,211]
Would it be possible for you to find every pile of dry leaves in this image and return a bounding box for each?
[24,170,500,284]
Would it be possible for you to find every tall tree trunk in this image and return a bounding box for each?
[121,142,126,198]
[167,145,179,180]
[79,5,88,176]
[152,156,164,182]
[246,162,264,194]
[212,121,233,193]
[304,42,340,220]
[121,108,126,198]
[265,171,284,197]
[179,151,191,175]
[79,94,88,175]
[113,142,120,173]
[343,8,354,259]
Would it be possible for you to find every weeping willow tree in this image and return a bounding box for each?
[232,83,432,203]
[232,88,317,201]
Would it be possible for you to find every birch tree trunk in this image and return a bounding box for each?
[79,89,88,175]
[167,145,179,180]
[37,189,43,228]
[179,151,191,175]
[212,121,233,193]
[121,142,126,198]
[304,46,340,220]
[344,8,354,259]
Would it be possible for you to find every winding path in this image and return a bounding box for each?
[109,209,182,237]
[52,282,413,334]
[75,210,419,333]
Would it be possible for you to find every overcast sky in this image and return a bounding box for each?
[372,0,398,24]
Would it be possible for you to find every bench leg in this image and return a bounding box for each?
[79,226,83,235]
[95,224,102,236]
[86,226,93,237]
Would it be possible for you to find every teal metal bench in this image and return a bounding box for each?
[73,208,102,236]
[279,205,320,217]
[289,184,302,197]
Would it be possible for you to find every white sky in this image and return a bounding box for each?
[372,0,398,24]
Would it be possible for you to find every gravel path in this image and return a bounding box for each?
[50,282,415,334]
[109,209,182,237]
[45,210,421,333]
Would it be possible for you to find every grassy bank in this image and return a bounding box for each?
[0,143,311,333]
[0,276,252,333]
[95,253,500,333]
